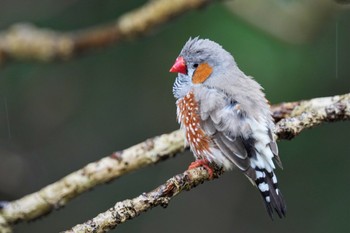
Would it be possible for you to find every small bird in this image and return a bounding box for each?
[169,37,286,218]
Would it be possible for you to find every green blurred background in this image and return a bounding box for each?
[0,0,350,232]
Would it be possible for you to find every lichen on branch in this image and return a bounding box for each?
[0,130,184,226]
[1,93,349,233]
[63,92,350,232]
[64,167,218,233]
[275,93,350,140]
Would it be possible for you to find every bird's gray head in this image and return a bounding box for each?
[170,37,237,85]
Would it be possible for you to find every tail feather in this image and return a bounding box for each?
[255,169,286,219]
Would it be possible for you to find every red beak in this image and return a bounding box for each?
[169,56,187,74]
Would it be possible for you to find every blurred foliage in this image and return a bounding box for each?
[0,0,349,232]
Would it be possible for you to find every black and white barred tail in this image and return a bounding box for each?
[255,168,286,219]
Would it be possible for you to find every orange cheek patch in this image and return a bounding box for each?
[192,63,213,84]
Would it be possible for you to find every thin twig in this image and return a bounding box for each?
[64,167,220,233]
[0,0,211,65]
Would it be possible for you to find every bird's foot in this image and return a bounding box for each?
[188,159,214,179]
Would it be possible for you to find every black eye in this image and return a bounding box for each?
[193,63,198,68]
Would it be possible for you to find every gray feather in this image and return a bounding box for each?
[245,168,257,181]
[213,135,250,171]
[218,134,247,160]
[201,119,217,136]
[268,129,283,169]
[269,141,278,156]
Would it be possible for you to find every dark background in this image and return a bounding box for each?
[0,1,349,232]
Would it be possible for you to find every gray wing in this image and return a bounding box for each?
[200,99,256,178]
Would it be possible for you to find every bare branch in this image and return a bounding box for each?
[275,93,350,139]
[0,93,349,233]
[270,101,300,122]
[64,167,219,233]
[63,93,350,232]
[0,216,11,233]
[0,0,211,65]
[0,130,185,226]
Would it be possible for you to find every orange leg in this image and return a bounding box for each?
[188,159,214,179]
